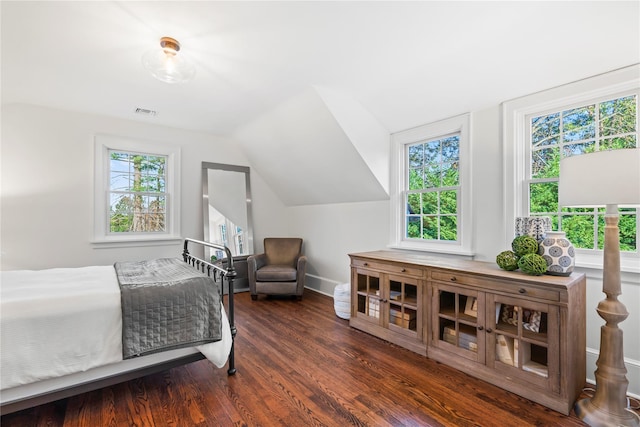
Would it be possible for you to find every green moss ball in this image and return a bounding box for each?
[496,251,519,271]
[511,235,539,257]
[517,253,548,275]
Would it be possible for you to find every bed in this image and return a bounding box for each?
[0,238,237,415]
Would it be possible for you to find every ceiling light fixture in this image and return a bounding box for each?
[142,37,195,84]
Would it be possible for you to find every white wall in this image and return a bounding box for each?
[287,200,390,294]
[0,103,286,269]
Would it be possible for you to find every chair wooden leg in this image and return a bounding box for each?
[251,295,257,301]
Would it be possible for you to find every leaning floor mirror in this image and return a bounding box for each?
[202,162,254,291]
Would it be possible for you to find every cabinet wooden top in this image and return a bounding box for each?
[349,250,585,290]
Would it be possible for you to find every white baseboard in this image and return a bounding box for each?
[304,274,346,297]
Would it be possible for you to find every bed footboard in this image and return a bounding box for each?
[182,238,237,375]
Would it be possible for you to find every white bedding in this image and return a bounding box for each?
[0,265,232,390]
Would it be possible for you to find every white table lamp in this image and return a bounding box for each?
[559,148,640,426]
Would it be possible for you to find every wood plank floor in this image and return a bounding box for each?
[1,289,614,426]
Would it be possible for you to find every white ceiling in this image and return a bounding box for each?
[2,1,639,205]
[3,1,638,135]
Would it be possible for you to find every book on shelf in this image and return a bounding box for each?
[443,332,478,351]
[403,296,418,305]
[444,335,477,350]
[390,316,416,329]
[367,299,380,318]
[495,335,518,367]
[443,329,476,343]
[522,310,542,333]
[443,325,476,341]
[464,297,478,317]
[389,308,416,328]
[389,290,402,300]
[522,361,548,378]
[442,332,478,347]
[390,308,416,320]
[443,325,477,351]
[501,305,519,326]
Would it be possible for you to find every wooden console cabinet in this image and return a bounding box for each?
[349,250,586,415]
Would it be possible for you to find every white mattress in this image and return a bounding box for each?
[0,265,232,391]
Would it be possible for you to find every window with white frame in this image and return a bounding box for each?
[93,135,181,245]
[527,94,637,252]
[391,114,472,255]
[503,65,639,271]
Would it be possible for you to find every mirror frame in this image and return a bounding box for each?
[202,162,254,258]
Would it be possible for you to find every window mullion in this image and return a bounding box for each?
[595,99,601,152]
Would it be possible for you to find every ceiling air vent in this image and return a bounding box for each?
[134,107,158,117]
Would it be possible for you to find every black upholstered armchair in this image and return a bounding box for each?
[248,238,307,300]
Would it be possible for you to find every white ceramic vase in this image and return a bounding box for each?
[538,231,575,276]
[515,216,552,242]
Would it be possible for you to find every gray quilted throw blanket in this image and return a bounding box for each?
[114,258,222,359]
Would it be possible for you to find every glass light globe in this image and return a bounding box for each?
[142,37,195,84]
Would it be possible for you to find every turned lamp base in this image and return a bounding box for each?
[575,397,639,427]
[573,209,639,427]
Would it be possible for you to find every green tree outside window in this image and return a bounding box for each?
[406,135,460,242]
[529,95,637,251]
[108,151,167,233]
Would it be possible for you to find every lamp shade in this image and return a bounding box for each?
[559,148,640,207]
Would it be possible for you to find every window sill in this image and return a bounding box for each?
[575,251,640,274]
[387,242,475,258]
[91,236,183,249]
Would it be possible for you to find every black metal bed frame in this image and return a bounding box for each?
[0,238,237,415]
[182,238,237,375]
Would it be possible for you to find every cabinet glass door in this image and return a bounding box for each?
[355,269,381,322]
[388,275,420,337]
[490,295,558,389]
[433,283,483,362]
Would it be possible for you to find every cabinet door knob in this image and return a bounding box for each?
[450,276,457,282]
[486,328,493,333]
[518,288,526,294]
[401,268,406,272]
[363,262,368,266]
[477,326,484,331]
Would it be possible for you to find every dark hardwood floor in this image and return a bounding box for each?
[2,290,615,426]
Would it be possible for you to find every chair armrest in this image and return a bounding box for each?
[248,253,267,271]
[296,255,307,290]
[296,255,307,272]
[247,253,267,295]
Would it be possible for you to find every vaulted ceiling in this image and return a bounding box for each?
[2,1,638,205]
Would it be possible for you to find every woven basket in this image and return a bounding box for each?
[333,283,351,319]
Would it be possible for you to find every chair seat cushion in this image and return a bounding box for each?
[256,265,297,282]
